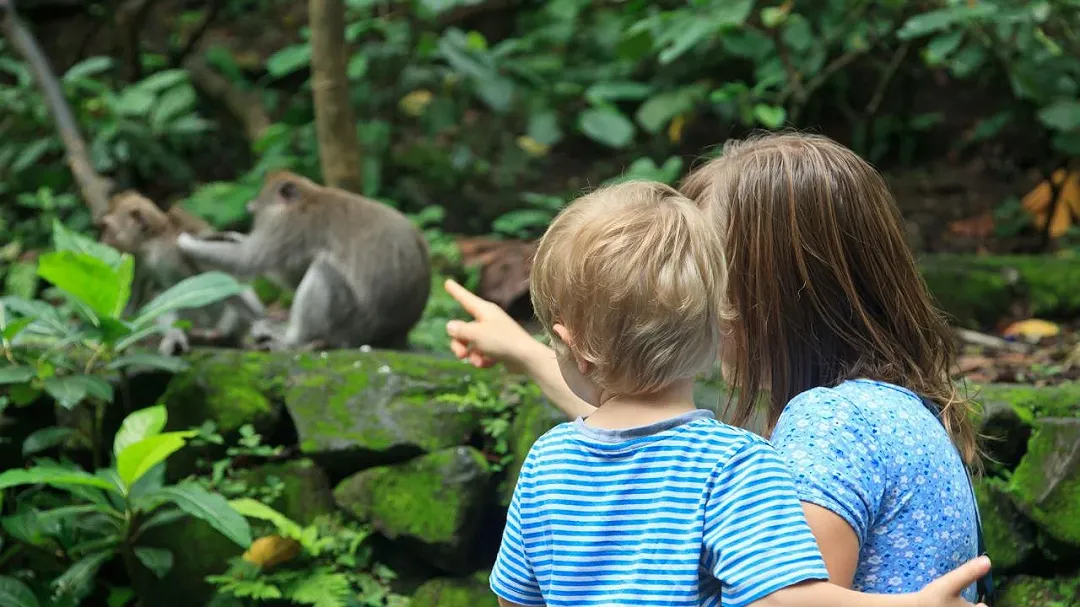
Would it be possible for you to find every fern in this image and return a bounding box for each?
[206,575,284,601]
[286,571,353,607]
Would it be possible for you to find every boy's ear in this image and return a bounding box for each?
[553,323,592,375]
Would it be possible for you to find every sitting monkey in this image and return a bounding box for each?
[100,191,266,354]
[175,171,432,350]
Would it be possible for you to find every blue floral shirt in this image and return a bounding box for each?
[770,379,978,600]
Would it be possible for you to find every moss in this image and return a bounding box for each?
[162,349,282,435]
[919,254,1080,328]
[973,382,1080,421]
[411,574,498,607]
[973,478,1034,571]
[500,390,565,504]
[997,574,1080,607]
[234,458,336,525]
[334,447,490,573]
[1008,418,1080,547]
[283,350,487,468]
[128,516,244,607]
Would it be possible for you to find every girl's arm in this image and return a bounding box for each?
[444,279,596,418]
[754,556,990,607]
[802,503,860,588]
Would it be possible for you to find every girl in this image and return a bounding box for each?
[445,132,986,601]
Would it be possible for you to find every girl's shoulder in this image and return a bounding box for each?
[774,378,939,442]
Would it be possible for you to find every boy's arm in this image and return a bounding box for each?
[490,451,545,606]
[752,557,990,607]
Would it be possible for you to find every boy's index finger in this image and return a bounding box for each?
[443,278,488,317]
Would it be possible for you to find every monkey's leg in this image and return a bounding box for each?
[272,253,356,350]
[155,311,190,355]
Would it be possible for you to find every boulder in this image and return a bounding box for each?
[997,574,1080,607]
[412,571,499,607]
[334,446,491,573]
[127,517,244,607]
[919,254,1080,328]
[500,387,565,505]
[973,478,1034,571]
[234,458,337,525]
[1008,417,1080,547]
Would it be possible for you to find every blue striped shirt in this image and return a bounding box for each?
[490,409,829,606]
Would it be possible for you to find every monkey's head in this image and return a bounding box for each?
[248,171,317,223]
[100,191,170,252]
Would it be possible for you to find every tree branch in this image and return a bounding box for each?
[169,0,225,68]
[1,1,113,222]
[183,53,272,144]
[864,41,909,117]
[309,0,363,193]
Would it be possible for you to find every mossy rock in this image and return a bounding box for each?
[500,389,565,505]
[234,458,336,525]
[162,349,284,436]
[919,254,1080,328]
[411,571,498,607]
[334,446,491,573]
[127,517,245,607]
[973,477,1034,571]
[974,382,1080,422]
[998,574,1080,607]
[282,350,489,476]
[1008,418,1080,547]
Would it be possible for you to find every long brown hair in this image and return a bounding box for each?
[681,132,979,466]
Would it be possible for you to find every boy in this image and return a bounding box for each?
[486,181,989,607]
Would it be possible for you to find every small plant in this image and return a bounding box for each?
[439,381,520,472]
[0,221,243,465]
[209,503,408,607]
[0,405,253,606]
[192,423,288,504]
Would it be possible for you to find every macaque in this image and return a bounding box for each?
[175,171,432,350]
[100,191,265,354]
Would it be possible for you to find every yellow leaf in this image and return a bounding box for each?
[399,90,434,117]
[1020,169,1080,239]
[1002,319,1061,341]
[242,535,302,570]
[668,114,687,144]
[515,135,549,157]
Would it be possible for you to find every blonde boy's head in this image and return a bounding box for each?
[530,180,728,397]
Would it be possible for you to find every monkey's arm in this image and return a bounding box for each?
[176,232,265,278]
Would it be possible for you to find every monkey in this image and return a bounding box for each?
[99,191,266,354]
[175,171,432,351]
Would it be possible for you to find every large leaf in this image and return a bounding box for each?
[116,431,196,489]
[132,69,189,94]
[134,547,174,579]
[22,427,75,457]
[43,375,113,409]
[897,5,998,40]
[152,483,253,548]
[62,56,113,83]
[36,251,132,320]
[577,107,635,149]
[0,466,119,493]
[584,82,654,105]
[636,86,706,134]
[113,404,168,457]
[1038,99,1080,133]
[0,575,39,607]
[266,44,312,78]
[51,220,125,269]
[133,272,243,328]
[228,498,304,541]
[52,550,112,601]
[0,365,35,385]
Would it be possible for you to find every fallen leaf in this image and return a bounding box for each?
[947,211,995,239]
[1003,319,1062,342]
[957,355,995,374]
[1021,168,1080,239]
[242,535,302,570]
[668,114,687,144]
[399,90,434,117]
[516,136,550,157]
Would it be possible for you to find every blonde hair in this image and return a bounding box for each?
[681,132,979,466]
[530,180,729,396]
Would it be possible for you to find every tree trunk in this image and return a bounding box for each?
[1,1,113,222]
[308,0,363,193]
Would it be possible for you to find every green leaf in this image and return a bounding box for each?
[526,111,563,146]
[62,56,113,83]
[753,104,787,128]
[152,85,197,129]
[107,586,135,607]
[11,140,51,173]
[52,550,112,601]
[115,88,156,116]
[924,31,964,66]
[228,498,304,541]
[286,572,352,607]
[113,404,168,458]
[132,69,189,93]
[475,77,514,113]
[22,426,75,457]
[2,317,33,341]
[760,6,789,28]
[107,353,189,373]
[133,272,243,328]
[347,55,369,79]
[266,44,312,78]
[36,251,131,320]
[44,375,113,409]
[152,483,253,548]
[578,108,636,149]
[636,87,704,134]
[51,220,125,268]
[0,575,39,607]
[897,5,998,40]
[0,466,119,493]
[1037,99,1080,132]
[116,431,196,489]
[0,365,35,385]
[584,82,654,105]
[1052,131,1080,155]
[134,547,174,579]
